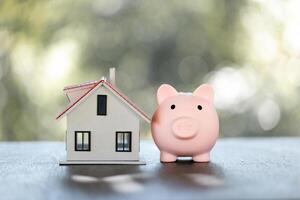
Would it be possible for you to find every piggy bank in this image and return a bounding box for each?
[151,84,219,163]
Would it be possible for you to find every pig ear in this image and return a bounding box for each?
[193,84,214,103]
[157,84,178,104]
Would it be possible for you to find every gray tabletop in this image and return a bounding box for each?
[0,138,299,200]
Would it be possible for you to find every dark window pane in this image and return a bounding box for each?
[75,131,91,151]
[97,95,107,115]
[116,132,131,152]
[117,133,124,151]
[124,133,130,151]
[83,144,89,150]
[76,132,83,150]
[77,143,83,150]
[83,132,89,150]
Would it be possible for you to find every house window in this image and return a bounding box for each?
[97,95,107,115]
[116,132,132,152]
[75,131,91,151]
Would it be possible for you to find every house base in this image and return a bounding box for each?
[59,160,146,165]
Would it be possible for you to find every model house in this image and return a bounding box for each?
[57,68,150,165]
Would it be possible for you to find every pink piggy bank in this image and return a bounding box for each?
[151,84,219,163]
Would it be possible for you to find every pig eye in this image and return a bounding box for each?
[171,104,176,110]
[197,105,202,110]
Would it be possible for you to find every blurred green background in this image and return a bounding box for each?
[0,0,300,140]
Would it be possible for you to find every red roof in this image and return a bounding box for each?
[63,80,99,91]
[56,79,150,123]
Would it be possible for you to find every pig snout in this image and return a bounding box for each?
[172,117,198,139]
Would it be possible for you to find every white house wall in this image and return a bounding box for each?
[66,85,140,161]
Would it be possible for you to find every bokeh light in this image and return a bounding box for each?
[0,0,300,140]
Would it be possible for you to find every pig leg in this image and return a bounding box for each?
[160,151,177,163]
[193,153,210,162]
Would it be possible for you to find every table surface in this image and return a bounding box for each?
[0,138,299,200]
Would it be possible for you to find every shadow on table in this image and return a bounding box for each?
[62,160,225,196]
[156,159,225,188]
[64,165,145,194]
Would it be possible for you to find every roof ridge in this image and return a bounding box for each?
[63,79,104,91]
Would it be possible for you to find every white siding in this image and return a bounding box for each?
[66,85,140,161]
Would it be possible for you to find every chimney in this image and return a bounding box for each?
[109,68,116,85]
